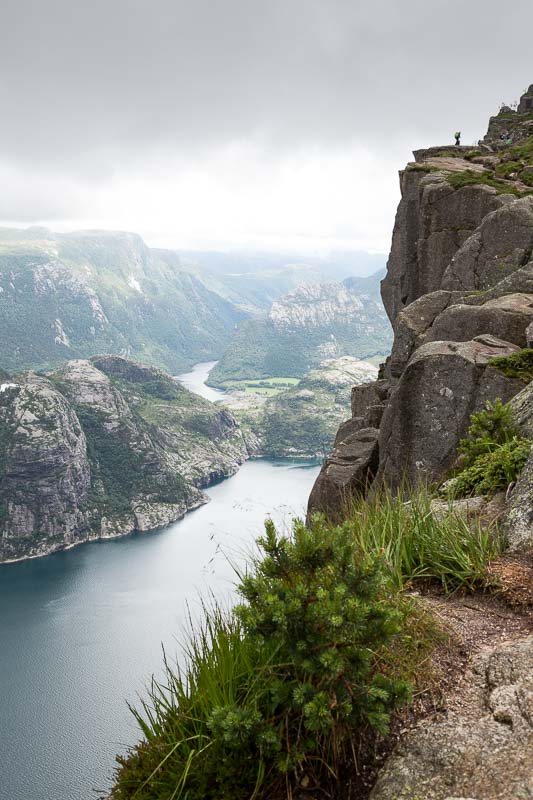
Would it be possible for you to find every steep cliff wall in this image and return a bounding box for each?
[0,357,250,562]
[309,125,533,550]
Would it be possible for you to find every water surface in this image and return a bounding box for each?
[0,363,320,800]
[176,360,225,402]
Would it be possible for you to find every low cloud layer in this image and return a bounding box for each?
[2,0,532,251]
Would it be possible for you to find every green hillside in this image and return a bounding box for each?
[0,229,245,374]
[208,274,391,386]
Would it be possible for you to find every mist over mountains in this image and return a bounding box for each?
[0,226,386,375]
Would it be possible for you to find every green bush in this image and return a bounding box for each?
[111,518,412,799]
[459,398,519,465]
[520,170,533,187]
[490,348,533,383]
[444,399,530,498]
[446,440,530,499]
[495,160,522,178]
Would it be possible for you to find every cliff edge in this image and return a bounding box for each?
[308,94,533,553]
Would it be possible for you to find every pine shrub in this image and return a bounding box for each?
[445,399,530,498]
[111,518,411,800]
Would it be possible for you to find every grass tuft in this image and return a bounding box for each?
[339,487,503,593]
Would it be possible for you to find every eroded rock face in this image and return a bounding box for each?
[428,293,533,348]
[507,381,533,550]
[90,356,251,489]
[377,337,524,489]
[507,454,533,551]
[388,263,533,378]
[0,375,91,561]
[370,636,533,800]
[307,424,379,522]
[442,197,533,291]
[381,169,508,323]
[388,290,459,378]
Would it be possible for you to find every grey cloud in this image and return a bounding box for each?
[2,0,533,176]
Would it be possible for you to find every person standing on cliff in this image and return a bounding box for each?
[454,131,461,146]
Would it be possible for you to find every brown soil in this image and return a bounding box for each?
[487,551,533,609]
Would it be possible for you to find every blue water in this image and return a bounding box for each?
[0,364,320,800]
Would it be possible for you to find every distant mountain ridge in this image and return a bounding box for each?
[180,250,386,314]
[208,272,392,386]
[0,228,245,374]
[0,227,386,375]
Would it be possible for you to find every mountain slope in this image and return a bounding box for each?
[0,228,245,374]
[0,356,250,562]
[208,273,392,385]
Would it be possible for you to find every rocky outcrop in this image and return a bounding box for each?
[389,289,533,380]
[309,103,533,532]
[377,337,524,489]
[0,356,251,562]
[307,424,379,522]
[370,635,533,800]
[507,381,533,550]
[381,167,508,323]
[268,282,384,330]
[0,375,92,561]
[482,89,533,147]
[428,293,533,347]
[91,356,251,488]
[442,197,533,291]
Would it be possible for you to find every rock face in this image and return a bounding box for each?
[0,357,251,562]
[0,375,91,561]
[370,636,533,800]
[508,381,533,550]
[377,337,525,489]
[307,424,379,522]
[381,167,507,323]
[308,108,533,533]
[442,197,533,291]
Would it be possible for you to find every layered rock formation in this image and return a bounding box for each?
[309,108,533,550]
[0,357,250,562]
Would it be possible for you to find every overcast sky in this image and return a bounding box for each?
[1,0,532,254]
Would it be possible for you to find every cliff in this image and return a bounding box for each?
[305,93,533,800]
[309,106,533,550]
[0,357,250,562]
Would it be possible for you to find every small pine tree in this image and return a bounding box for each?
[234,517,410,778]
[458,399,518,466]
[446,399,531,497]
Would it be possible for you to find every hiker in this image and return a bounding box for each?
[454,131,461,146]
